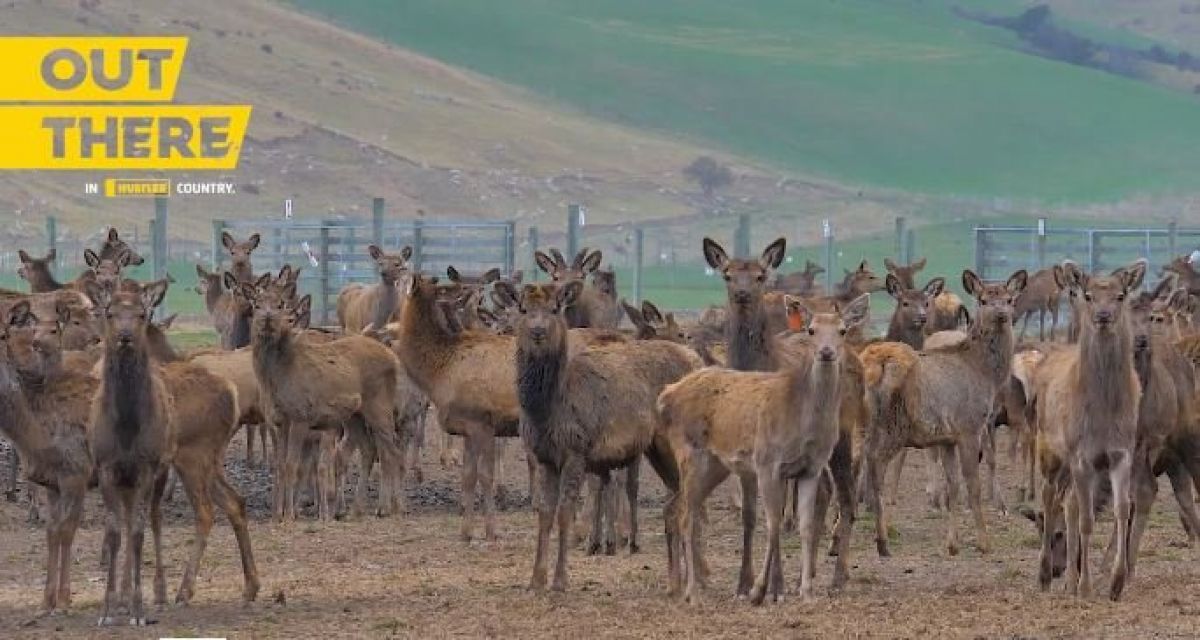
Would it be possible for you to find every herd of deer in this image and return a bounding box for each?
[2,224,1199,626]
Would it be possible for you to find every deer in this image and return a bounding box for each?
[534,248,619,329]
[1015,267,1064,342]
[17,249,69,293]
[512,281,702,593]
[1034,259,1145,601]
[239,278,405,521]
[771,259,826,295]
[337,245,413,334]
[660,294,869,604]
[883,257,927,289]
[859,268,1027,558]
[0,301,93,616]
[219,231,261,283]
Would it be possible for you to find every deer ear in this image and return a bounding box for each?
[510,269,524,284]
[106,228,119,243]
[760,238,786,271]
[580,250,602,274]
[641,300,664,325]
[293,294,312,319]
[82,279,108,309]
[1152,276,1174,301]
[7,300,33,327]
[1006,270,1028,295]
[621,300,644,328]
[195,263,209,279]
[368,244,385,262]
[397,246,412,262]
[482,268,501,284]
[913,257,927,271]
[1121,259,1148,293]
[247,233,261,251]
[18,250,31,264]
[1052,264,1067,289]
[158,313,178,330]
[238,282,258,302]
[1169,288,1190,312]
[221,231,236,252]
[883,257,897,272]
[115,248,133,268]
[702,238,729,270]
[491,281,519,309]
[924,277,946,299]
[962,269,984,299]
[550,248,568,270]
[84,248,101,268]
[142,280,168,311]
[535,251,557,276]
[841,294,871,329]
[224,271,240,291]
[559,280,584,308]
[446,265,461,283]
[858,259,870,272]
[280,282,297,301]
[885,273,904,299]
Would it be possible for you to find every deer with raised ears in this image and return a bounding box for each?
[338,245,413,335]
[1015,267,1065,342]
[833,260,885,303]
[859,268,1027,559]
[83,278,176,626]
[98,228,145,266]
[883,257,927,290]
[17,249,65,292]
[534,248,620,329]
[1035,259,1145,601]
[83,247,135,293]
[512,281,701,593]
[772,259,826,295]
[220,231,261,284]
[660,294,870,604]
[241,279,405,521]
[0,301,93,616]
[702,237,788,372]
[622,299,686,343]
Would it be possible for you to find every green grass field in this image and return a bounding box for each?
[290,0,1200,202]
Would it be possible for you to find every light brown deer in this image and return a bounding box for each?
[883,257,927,289]
[1035,259,1145,601]
[0,301,92,616]
[660,294,869,604]
[1015,267,1065,341]
[859,268,1027,558]
[240,279,404,521]
[337,245,413,334]
[535,248,619,329]
[17,249,68,293]
[220,231,261,283]
[771,259,826,295]
[514,281,701,592]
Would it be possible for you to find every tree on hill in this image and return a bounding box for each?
[683,156,733,199]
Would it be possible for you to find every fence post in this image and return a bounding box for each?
[528,226,540,281]
[372,197,385,248]
[735,213,751,258]
[633,227,645,305]
[1088,230,1098,273]
[894,216,906,262]
[1036,217,1047,270]
[319,225,331,326]
[974,226,986,278]
[567,204,581,259]
[504,221,516,276]
[905,229,916,266]
[153,196,168,316]
[1168,219,1178,259]
[45,216,57,259]
[822,219,834,291]
[211,219,225,270]
[412,219,425,272]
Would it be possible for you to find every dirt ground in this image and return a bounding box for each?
[2,430,1200,639]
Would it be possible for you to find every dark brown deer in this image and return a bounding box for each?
[337,245,413,334]
[535,248,619,329]
[1035,259,1145,601]
[17,250,66,292]
[194,266,253,350]
[99,228,145,266]
[883,257,927,290]
[701,237,787,371]
[514,281,701,593]
[661,294,868,605]
[859,268,1027,558]
[1015,267,1065,341]
[220,231,261,284]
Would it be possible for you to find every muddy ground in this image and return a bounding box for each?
[2,431,1200,639]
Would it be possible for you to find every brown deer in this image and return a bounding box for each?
[85,279,176,625]
[0,301,93,616]
[771,259,825,295]
[513,281,701,592]
[883,257,927,289]
[701,237,787,371]
[240,279,405,521]
[17,250,67,292]
[660,294,869,604]
[337,245,413,334]
[859,268,1027,558]
[1015,267,1064,341]
[534,248,619,329]
[1035,259,1145,601]
[220,231,261,283]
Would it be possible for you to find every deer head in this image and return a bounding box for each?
[99,228,145,266]
[784,293,870,363]
[85,278,168,352]
[883,257,927,290]
[221,231,261,283]
[963,268,1027,328]
[703,237,786,310]
[240,277,308,341]
[84,247,134,292]
[369,245,412,285]
[535,247,602,283]
[513,281,583,350]
[885,273,945,331]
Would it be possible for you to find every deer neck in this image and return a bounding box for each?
[28,269,62,293]
[1078,318,1136,412]
[787,355,839,422]
[963,316,1014,386]
[515,324,569,432]
[101,339,156,450]
[204,283,225,314]
[886,314,925,350]
[0,361,49,455]
[396,290,458,389]
[371,277,400,330]
[727,299,773,372]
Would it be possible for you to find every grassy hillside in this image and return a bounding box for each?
[291,0,1200,202]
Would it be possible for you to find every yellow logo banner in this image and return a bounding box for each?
[0,37,187,103]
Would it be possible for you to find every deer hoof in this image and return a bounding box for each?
[875,540,891,557]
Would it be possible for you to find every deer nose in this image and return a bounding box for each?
[1094,310,1113,324]
[529,327,548,342]
[116,329,134,344]
[818,346,836,362]
[1134,334,1149,350]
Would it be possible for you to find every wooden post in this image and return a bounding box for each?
[1088,230,1099,274]
[822,219,834,291]
[1036,217,1047,270]
[505,221,516,276]
[895,216,907,262]
[567,204,581,259]
[211,219,225,271]
[905,228,916,267]
[153,196,168,317]
[974,226,987,279]
[633,227,645,305]
[1168,219,1178,259]
[372,197,385,248]
[45,216,57,259]
[735,213,751,258]
[319,225,331,326]
[529,226,540,281]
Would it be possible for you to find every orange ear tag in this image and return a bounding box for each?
[786,304,807,332]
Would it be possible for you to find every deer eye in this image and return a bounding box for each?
[839,328,847,336]
[806,327,815,336]
[1116,294,1125,302]
[1084,293,1093,302]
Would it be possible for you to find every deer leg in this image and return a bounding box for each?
[1049,305,1059,341]
[460,429,480,542]
[530,461,559,593]
[962,434,992,552]
[149,469,168,608]
[983,423,1005,514]
[625,462,640,553]
[211,471,261,602]
[585,474,604,555]
[1038,471,1066,591]
[97,479,123,626]
[4,448,17,502]
[365,403,402,518]
[41,487,62,614]
[604,472,620,556]
[1122,451,1158,580]
[1072,468,1096,598]
[351,425,375,519]
[827,433,856,588]
[55,484,84,613]
[865,446,894,557]
[478,429,498,541]
[316,432,337,522]
[1166,459,1200,546]
[884,449,906,506]
[1108,453,1133,601]
[174,461,215,606]
[1018,311,1030,341]
[552,455,585,592]
[245,423,256,467]
[736,471,758,598]
[128,474,155,625]
[1037,308,1045,342]
[750,468,785,606]
[526,448,538,508]
[923,447,946,510]
[796,473,823,601]
[782,478,798,533]
[941,444,963,556]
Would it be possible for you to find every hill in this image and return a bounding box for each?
[290,0,1200,202]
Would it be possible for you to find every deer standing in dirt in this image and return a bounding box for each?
[859,268,1027,558]
[513,281,701,592]
[661,294,869,604]
[1035,259,1145,601]
[338,245,413,334]
[1015,267,1064,342]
